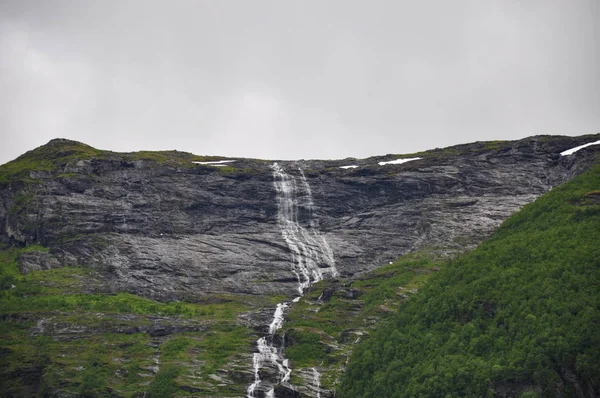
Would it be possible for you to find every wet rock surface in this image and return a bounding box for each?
[1,135,598,303]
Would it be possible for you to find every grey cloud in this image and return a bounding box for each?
[1,0,598,164]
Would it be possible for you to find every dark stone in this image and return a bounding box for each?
[274,382,302,398]
[320,286,336,301]
[229,369,255,384]
[342,289,361,299]
[340,329,364,344]
[7,366,44,396]
[17,251,61,275]
[180,385,203,393]
[0,347,12,359]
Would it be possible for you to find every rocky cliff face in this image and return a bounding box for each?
[1,135,597,302]
[1,134,599,397]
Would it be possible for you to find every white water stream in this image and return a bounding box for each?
[311,367,322,398]
[247,163,337,398]
[272,163,337,294]
[247,304,292,398]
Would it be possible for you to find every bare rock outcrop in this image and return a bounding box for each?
[1,135,598,303]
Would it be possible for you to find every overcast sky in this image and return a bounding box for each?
[1,1,599,164]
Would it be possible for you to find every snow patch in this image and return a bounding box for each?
[560,140,600,156]
[378,157,422,166]
[193,160,236,165]
[339,165,359,169]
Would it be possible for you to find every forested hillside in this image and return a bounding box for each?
[339,163,600,397]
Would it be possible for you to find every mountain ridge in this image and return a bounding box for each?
[0,133,599,397]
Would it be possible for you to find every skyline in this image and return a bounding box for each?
[1,1,599,164]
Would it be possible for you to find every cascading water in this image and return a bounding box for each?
[272,163,337,294]
[311,368,322,398]
[247,304,292,398]
[247,163,337,398]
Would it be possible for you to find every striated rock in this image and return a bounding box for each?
[274,382,302,398]
[1,134,599,303]
[275,368,335,398]
[29,313,207,341]
[17,251,61,274]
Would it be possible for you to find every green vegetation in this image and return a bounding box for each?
[147,365,181,397]
[338,164,600,397]
[391,139,511,161]
[0,245,48,290]
[217,165,261,176]
[195,325,253,374]
[0,139,104,184]
[287,253,438,338]
[0,138,232,184]
[281,251,441,390]
[285,329,329,368]
[1,246,241,318]
[0,244,262,396]
[391,135,600,162]
[1,290,245,317]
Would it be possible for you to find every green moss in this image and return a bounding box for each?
[0,245,49,285]
[195,324,253,375]
[0,289,254,318]
[483,140,508,150]
[0,138,236,184]
[285,329,329,368]
[216,166,250,174]
[0,139,105,184]
[0,236,268,395]
[161,337,194,361]
[121,150,221,166]
[391,139,515,163]
[147,365,181,397]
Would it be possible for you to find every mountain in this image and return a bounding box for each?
[338,156,600,398]
[0,134,598,397]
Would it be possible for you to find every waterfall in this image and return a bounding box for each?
[311,368,322,398]
[247,163,337,398]
[272,163,338,294]
[247,304,292,398]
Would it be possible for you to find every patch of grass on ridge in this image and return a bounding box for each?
[0,139,232,184]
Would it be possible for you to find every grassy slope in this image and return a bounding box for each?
[280,251,442,391]
[0,244,276,396]
[338,163,600,397]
